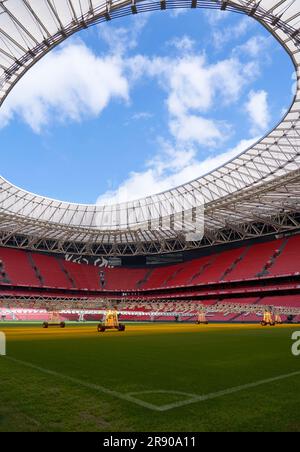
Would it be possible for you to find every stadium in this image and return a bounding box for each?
[0,0,300,434]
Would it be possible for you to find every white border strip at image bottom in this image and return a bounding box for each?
[3,356,300,412]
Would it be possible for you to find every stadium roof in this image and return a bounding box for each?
[0,0,300,256]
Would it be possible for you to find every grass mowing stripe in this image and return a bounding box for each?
[3,355,300,412]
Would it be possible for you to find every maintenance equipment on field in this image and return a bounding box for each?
[197,311,208,325]
[261,310,275,326]
[43,311,65,329]
[97,309,125,332]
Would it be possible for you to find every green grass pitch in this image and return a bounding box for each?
[0,322,300,432]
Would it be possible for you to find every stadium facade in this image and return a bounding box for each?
[0,0,300,323]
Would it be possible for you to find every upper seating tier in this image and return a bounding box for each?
[0,235,299,298]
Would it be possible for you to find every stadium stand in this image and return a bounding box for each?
[30,253,72,289]
[267,235,300,277]
[0,248,40,287]
[0,234,300,321]
[222,241,280,281]
[63,260,100,291]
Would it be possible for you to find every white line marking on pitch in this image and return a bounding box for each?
[3,356,300,412]
[4,356,159,411]
[151,371,300,411]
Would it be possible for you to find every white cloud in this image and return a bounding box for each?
[96,137,259,205]
[168,8,187,19]
[168,35,195,53]
[98,14,150,55]
[0,41,129,133]
[127,53,256,113]
[204,9,231,26]
[169,114,230,147]
[132,112,153,121]
[126,53,259,147]
[245,89,270,135]
[233,35,271,58]
[165,55,213,116]
[292,71,298,96]
[211,16,252,50]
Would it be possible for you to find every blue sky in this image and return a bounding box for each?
[0,8,295,204]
